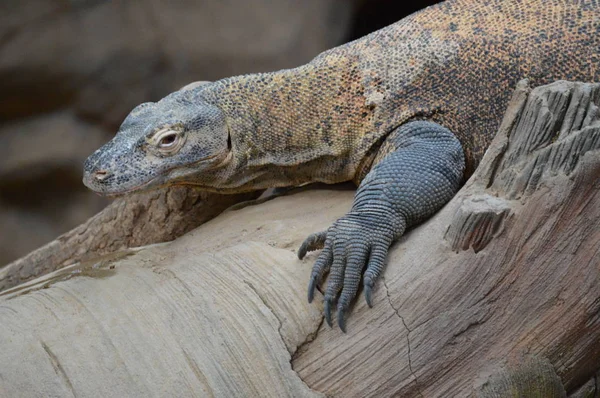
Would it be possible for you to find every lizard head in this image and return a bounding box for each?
[83,87,231,196]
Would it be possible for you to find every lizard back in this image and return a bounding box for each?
[314,0,600,177]
[180,0,600,191]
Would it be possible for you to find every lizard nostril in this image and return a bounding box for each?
[94,170,111,182]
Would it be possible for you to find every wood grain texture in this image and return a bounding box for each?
[0,237,329,396]
[0,80,599,397]
[0,187,257,292]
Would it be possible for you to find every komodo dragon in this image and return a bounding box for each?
[83,0,600,331]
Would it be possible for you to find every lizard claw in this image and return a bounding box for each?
[337,304,348,333]
[307,275,318,303]
[298,231,327,259]
[364,282,374,308]
[324,297,334,327]
[304,234,333,303]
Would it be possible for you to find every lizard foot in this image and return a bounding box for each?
[298,121,465,332]
[300,212,396,332]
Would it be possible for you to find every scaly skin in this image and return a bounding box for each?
[83,0,600,330]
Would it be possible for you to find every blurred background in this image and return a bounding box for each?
[0,0,441,266]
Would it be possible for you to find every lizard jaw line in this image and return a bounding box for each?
[92,150,232,197]
[94,175,164,198]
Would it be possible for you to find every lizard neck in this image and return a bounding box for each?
[197,58,373,192]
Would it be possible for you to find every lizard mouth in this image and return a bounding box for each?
[99,176,163,198]
[90,148,232,197]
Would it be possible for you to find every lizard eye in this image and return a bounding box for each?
[153,128,184,154]
[159,132,178,147]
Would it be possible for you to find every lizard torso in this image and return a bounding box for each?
[191,0,599,190]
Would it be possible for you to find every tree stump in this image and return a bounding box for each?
[0,80,599,397]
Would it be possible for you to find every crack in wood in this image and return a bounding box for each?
[382,277,423,398]
[41,341,76,397]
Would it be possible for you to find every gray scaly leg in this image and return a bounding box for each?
[298,121,465,331]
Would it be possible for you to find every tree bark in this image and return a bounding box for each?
[0,80,599,397]
[0,187,258,292]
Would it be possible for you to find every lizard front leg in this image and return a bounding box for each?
[298,121,465,331]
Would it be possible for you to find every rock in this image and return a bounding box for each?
[0,0,355,123]
[0,80,599,396]
[0,112,107,181]
[0,112,110,264]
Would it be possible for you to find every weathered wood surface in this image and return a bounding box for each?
[0,187,256,292]
[0,80,599,397]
